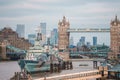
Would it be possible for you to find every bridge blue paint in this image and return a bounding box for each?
[69,51,108,59]
[6,45,26,60]
[6,45,26,53]
[67,28,110,33]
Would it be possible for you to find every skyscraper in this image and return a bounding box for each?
[53,28,58,45]
[50,28,58,46]
[16,24,25,38]
[28,34,36,45]
[93,36,97,46]
[87,42,91,48]
[40,23,46,45]
[81,36,85,45]
[69,36,74,46]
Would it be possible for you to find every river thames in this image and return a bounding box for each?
[0,61,20,80]
[0,60,100,80]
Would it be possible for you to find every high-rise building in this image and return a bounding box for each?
[87,42,91,48]
[28,34,36,45]
[93,36,97,46]
[69,36,74,46]
[81,36,85,45]
[50,30,54,45]
[50,28,58,46]
[53,28,58,45]
[40,23,46,45]
[77,41,81,47]
[58,16,70,51]
[108,15,120,59]
[16,24,25,38]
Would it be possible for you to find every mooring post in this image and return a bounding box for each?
[93,61,97,69]
[63,61,66,69]
[58,63,61,73]
[50,63,53,73]
[70,62,73,69]
[44,72,46,80]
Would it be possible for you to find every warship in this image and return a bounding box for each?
[18,28,64,73]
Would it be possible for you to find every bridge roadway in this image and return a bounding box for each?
[70,58,105,62]
[67,28,110,32]
[35,70,101,80]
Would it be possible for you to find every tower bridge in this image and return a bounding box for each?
[65,15,120,59]
[67,28,110,32]
[58,16,110,60]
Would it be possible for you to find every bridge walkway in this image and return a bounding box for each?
[67,28,110,32]
[6,45,26,53]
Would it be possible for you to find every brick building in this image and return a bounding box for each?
[0,27,32,50]
[108,16,120,59]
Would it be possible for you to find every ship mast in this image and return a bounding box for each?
[34,27,42,46]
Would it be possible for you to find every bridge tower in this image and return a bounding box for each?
[109,15,120,59]
[0,40,8,59]
[58,16,70,60]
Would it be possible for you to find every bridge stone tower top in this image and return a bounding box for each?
[110,15,120,26]
[58,16,70,59]
[58,16,70,27]
[109,15,120,59]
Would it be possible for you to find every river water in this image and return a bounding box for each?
[0,61,20,80]
[0,60,100,80]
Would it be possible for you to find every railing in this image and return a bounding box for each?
[67,28,110,32]
[6,45,26,53]
[35,70,101,80]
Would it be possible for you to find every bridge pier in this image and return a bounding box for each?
[96,78,101,80]
[0,42,7,60]
[96,78,106,80]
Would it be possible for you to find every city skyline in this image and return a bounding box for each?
[0,0,120,45]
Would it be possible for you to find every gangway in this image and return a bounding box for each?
[6,45,26,53]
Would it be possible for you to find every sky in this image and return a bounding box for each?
[0,0,120,45]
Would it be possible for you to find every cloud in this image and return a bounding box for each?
[0,0,119,18]
[0,0,120,36]
[0,0,119,46]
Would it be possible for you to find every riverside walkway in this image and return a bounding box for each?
[35,70,101,80]
[33,60,103,80]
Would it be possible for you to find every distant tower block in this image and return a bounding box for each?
[40,22,46,45]
[93,36,97,46]
[58,16,70,60]
[16,24,25,38]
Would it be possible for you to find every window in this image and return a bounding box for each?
[117,54,120,59]
[119,46,120,53]
[0,46,2,54]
